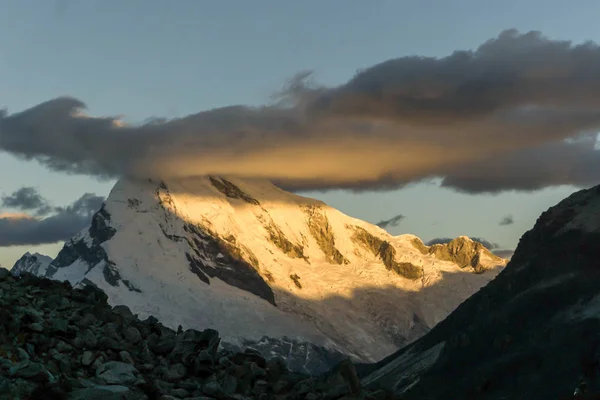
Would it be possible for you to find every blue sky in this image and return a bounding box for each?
[1,0,597,266]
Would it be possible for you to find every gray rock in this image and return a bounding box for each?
[164,363,187,382]
[69,387,130,400]
[0,268,10,280]
[151,338,176,355]
[170,387,190,397]
[99,336,126,351]
[91,355,105,371]
[120,350,135,365]
[124,326,142,343]
[93,384,131,393]
[191,350,215,376]
[185,398,218,400]
[51,351,73,373]
[16,347,30,361]
[74,328,98,349]
[28,322,44,332]
[96,361,140,385]
[112,304,135,320]
[81,351,95,366]
[56,340,72,353]
[11,361,53,382]
[253,379,269,396]
[202,379,222,397]
[176,380,200,391]
[221,373,238,395]
[77,313,97,329]
[50,318,69,334]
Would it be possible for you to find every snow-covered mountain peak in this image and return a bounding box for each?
[11,252,53,277]
[46,176,506,373]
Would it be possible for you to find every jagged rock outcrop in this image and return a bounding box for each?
[360,184,600,399]
[411,236,502,274]
[0,269,390,400]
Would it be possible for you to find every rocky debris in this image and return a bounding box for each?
[0,269,393,399]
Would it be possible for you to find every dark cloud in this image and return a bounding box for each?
[2,30,600,193]
[0,193,104,246]
[1,187,51,215]
[426,237,500,250]
[499,215,514,226]
[375,214,405,229]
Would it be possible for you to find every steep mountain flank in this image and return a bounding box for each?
[362,184,600,399]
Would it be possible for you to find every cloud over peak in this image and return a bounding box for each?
[2,30,600,193]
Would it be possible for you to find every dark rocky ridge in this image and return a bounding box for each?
[0,269,393,399]
[360,184,600,399]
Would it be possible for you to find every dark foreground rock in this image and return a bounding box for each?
[360,184,600,399]
[0,270,394,400]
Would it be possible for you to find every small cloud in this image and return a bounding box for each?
[499,215,514,226]
[376,214,405,229]
[0,192,104,246]
[1,187,51,215]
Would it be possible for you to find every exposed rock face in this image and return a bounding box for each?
[352,226,422,280]
[11,252,53,277]
[209,176,260,206]
[304,205,349,265]
[361,184,600,399]
[0,270,385,399]
[427,236,500,273]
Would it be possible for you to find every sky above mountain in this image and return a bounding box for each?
[1,0,598,267]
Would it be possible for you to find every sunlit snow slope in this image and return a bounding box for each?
[46,177,505,373]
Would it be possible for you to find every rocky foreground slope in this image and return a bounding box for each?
[360,184,600,399]
[43,177,505,373]
[0,269,394,400]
